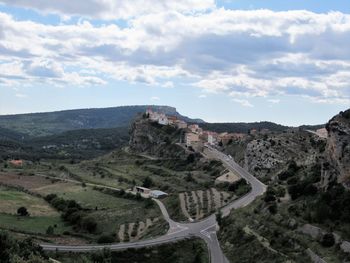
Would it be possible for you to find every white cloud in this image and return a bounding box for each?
[150,96,160,101]
[268,99,280,104]
[232,99,254,108]
[15,93,27,98]
[0,0,214,20]
[0,9,349,104]
[162,81,174,88]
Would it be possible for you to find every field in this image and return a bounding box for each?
[0,213,70,234]
[0,186,57,216]
[179,188,233,220]
[0,185,70,235]
[0,171,165,242]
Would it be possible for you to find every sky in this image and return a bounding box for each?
[0,1,349,126]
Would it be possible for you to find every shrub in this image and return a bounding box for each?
[320,233,335,247]
[82,216,97,233]
[17,207,29,217]
[97,234,115,244]
[46,226,54,235]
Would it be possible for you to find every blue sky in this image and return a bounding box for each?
[0,1,349,126]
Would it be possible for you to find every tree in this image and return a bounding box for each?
[97,234,115,244]
[186,154,195,163]
[46,226,54,235]
[320,233,335,247]
[82,216,97,233]
[17,207,29,217]
[216,210,223,227]
[142,176,153,188]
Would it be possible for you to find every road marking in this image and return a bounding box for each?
[167,225,188,236]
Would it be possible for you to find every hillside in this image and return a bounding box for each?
[218,109,350,263]
[198,121,289,134]
[0,105,203,137]
[0,127,129,160]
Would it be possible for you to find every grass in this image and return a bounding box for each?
[0,213,70,234]
[0,186,58,216]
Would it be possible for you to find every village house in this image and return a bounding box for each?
[145,109,169,126]
[175,120,187,129]
[167,116,178,125]
[200,131,218,145]
[250,129,258,135]
[146,109,160,121]
[185,132,200,146]
[188,124,203,134]
[158,114,169,125]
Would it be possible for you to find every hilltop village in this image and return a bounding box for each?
[145,108,265,151]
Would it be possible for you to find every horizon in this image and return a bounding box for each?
[0,103,343,127]
[0,1,350,126]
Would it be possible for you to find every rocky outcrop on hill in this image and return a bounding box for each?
[244,131,324,179]
[323,109,350,187]
[129,117,186,158]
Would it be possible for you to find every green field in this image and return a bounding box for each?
[0,213,70,234]
[0,186,58,216]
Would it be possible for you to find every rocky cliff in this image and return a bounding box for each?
[129,117,186,159]
[324,109,350,186]
[243,130,323,179]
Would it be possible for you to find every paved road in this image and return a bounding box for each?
[40,147,266,263]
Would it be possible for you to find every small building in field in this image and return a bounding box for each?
[135,186,151,194]
[150,190,168,199]
[9,160,23,166]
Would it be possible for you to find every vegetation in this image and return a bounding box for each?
[0,231,48,263]
[199,121,290,134]
[51,238,209,263]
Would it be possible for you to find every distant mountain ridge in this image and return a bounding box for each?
[198,121,289,134]
[0,105,326,138]
[0,105,204,137]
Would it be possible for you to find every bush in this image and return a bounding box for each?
[320,233,335,247]
[82,216,97,233]
[97,234,115,244]
[17,207,29,217]
[142,176,153,188]
[46,226,54,235]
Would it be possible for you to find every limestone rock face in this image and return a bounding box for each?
[242,130,321,179]
[324,109,350,186]
[129,117,185,158]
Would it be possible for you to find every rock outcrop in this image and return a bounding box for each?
[324,109,350,186]
[129,117,186,159]
[244,130,322,178]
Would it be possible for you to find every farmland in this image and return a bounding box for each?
[0,169,166,243]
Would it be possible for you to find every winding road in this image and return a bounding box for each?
[40,146,266,263]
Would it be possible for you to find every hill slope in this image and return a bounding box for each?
[0,105,203,137]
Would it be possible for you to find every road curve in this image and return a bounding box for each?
[40,147,266,263]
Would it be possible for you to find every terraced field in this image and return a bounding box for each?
[179,188,233,220]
